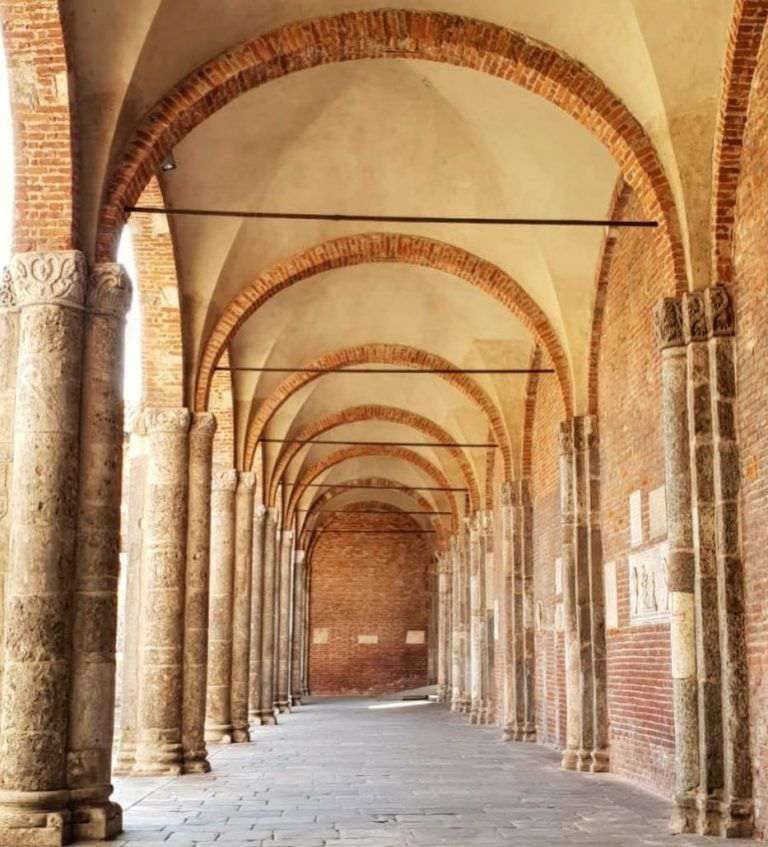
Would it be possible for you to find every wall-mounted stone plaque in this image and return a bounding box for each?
[313,627,329,644]
[628,542,670,625]
[604,561,618,629]
[405,630,425,644]
[649,485,667,539]
[555,602,564,632]
[358,634,378,645]
[629,489,643,547]
[555,556,563,595]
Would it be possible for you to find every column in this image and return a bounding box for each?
[480,511,494,724]
[133,408,190,775]
[0,268,18,724]
[469,513,488,724]
[260,510,278,725]
[248,505,266,727]
[301,561,312,697]
[0,251,85,846]
[67,263,131,838]
[449,535,463,710]
[655,296,698,832]
[275,529,294,713]
[231,471,256,743]
[181,412,216,773]
[501,482,523,741]
[520,479,537,741]
[290,550,305,706]
[205,467,238,744]
[437,552,452,703]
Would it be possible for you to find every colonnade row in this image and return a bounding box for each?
[0,252,314,847]
[434,286,753,839]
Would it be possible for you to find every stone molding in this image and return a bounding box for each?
[0,267,15,309]
[88,262,132,317]
[654,297,684,350]
[254,504,267,520]
[191,411,217,437]
[212,468,238,492]
[142,407,191,434]
[9,249,86,308]
[237,471,257,490]
[705,285,735,337]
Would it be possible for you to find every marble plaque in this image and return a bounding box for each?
[358,634,378,645]
[604,561,618,630]
[628,542,670,625]
[555,556,563,595]
[649,485,667,539]
[406,630,425,644]
[313,627,329,645]
[555,602,564,632]
[629,489,643,547]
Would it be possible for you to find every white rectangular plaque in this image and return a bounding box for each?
[555,602,564,632]
[358,634,378,645]
[628,542,670,625]
[649,485,667,539]
[405,630,425,644]
[555,556,563,595]
[629,490,643,548]
[603,561,618,630]
[313,627,329,645]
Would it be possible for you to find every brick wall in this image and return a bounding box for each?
[308,508,432,696]
[596,189,674,794]
[529,357,565,746]
[732,22,768,838]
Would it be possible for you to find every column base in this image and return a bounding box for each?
[132,740,184,777]
[576,750,593,772]
[231,728,251,743]
[182,758,211,775]
[69,796,123,842]
[290,695,302,707]
[275,699,290,714]
[691,794,754,839]
[204,724,233,744]
[0,789,71,847]
[561,748,579,770]
[502,724,523,742]
[112,742,136,777]
[589,748,609,773]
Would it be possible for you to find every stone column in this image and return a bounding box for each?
[449,535,463,710]
[248,505,266,727]
[501,482,523,741]
[481,511,494,724]
[205,467,238,744]
[231,471,256,743]
[260,510,278,725]
[0,252,85,846]
[0,268,18,724]
[469,513,489,724]
[301,562,312,697]
[133,408,190,776]
[655,296,698,832]
[437,552,452,703]
[275,529,294,713]
[67,264,131,839]
[182,412,216,773]
[290,550,305,706]
[520,480,537,741]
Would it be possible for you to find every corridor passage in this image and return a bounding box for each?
[89,699,726,847]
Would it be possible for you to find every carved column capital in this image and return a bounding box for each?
[254,504,267,521]
[558,420,574,456]
[705,285,735,338]
[190,411,217,438]
[142,407,191,434]
[682,290,709,344]
[88,263,132,317]
[212,467,238,492]
[654,298,684,350]
[9,250,86,309]
[238,471,257,491]
[294,549,306,565]
[0,267,16,309]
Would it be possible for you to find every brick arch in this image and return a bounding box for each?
[1,0,77,251]
[97,9,685,291]
[711,0,768,284]
[193,232,572,416]
[266,404,480,511]
[285,445,460,526]
[242,344,512,478]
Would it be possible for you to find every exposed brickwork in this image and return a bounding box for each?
[286,445,458,525]
[0,0,76,252]
[242,344,512,478]
[267,404,480,511]
[193,233,572,419]
[731,19,768,838]
[210,349,235,466]
[711,0,768,284]
[95,9,685,291]
[309,506,431,695]
[528,356,565,747]
[596,189,674,795]
[129,177,184,408]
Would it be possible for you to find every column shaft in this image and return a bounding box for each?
[437,552,451,703]
[275,529,294,712]
[231,472,256,743]
[205,468,238,743]
[260,512,278,725]
[248,506,266,726]
[67,264,131,838]
[133,408,190,775]
[0,252,86,845]
[501,483,523,740]
[520,480,537,741]
[290,551,305,705]
[181,413,216,773]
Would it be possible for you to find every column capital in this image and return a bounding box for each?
[191,411,217,438]
[142,407,191,434]
[282,529,295,544]
[682,290,708,344]
[294,549,306,564]
[212,467,238,492]
[237,471,257,490]
[705,285,735,338]
[0,267,16,309]
[654,297,684,350]
[558,420,575,456]
[9,250,86,309]
[254,504,267,520]
[88,263,132,317]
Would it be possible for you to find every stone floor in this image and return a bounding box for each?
[87,698,729,846]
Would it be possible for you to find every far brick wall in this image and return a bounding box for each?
[308,509,432,695]
[732,24,768,839]
[597,189,674,794]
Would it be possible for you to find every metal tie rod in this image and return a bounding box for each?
[260,437,496,449]
[298,509,451,515]
[308,529,436,535]
[284,481,466,492]
[127,206,658,228]
[217,366,553,374]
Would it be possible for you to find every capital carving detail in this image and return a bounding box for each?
[558,420,574,456]
[255,504,267,520]
[88,263,132,317]
[238,471,257,490]
[212,468,238,492]
[653,298,684,350]
[295,549,306,564]
[191,411,217,437]
[683,291,708,343]
[705,285,735,338]
[9,250,86,308]
[142,407,191,434]
[0,267,15,309]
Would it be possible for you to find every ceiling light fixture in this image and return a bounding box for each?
[160,153,177,173]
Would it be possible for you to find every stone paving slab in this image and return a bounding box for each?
[76,698,731,846]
